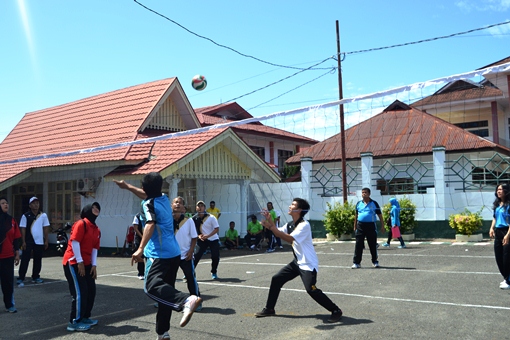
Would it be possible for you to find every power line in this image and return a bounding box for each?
[133,0,332,71]
[341,20,510,57]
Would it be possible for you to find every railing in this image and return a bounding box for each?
[311,164,361,197]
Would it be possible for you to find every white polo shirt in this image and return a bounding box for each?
[279,219,319,272]
[200,214,220,241]
[175,218,198,260]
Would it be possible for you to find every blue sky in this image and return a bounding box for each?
[1,0,510,143]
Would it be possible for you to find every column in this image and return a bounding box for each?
[360,152,373,190]
[166,177,181,201]
[300,156,313,202]
[240,179,250,237]
[432,146,446,220]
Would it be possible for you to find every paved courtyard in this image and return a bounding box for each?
[4,239,508,339]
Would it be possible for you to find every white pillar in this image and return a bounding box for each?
[166,177,181,201]
[300,157,313,202]
[361,152,373,190]
[240,179,250,237]
[432,146,446,220]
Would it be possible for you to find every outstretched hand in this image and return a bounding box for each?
[113,179,128,189]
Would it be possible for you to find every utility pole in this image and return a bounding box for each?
[336,20,348,203]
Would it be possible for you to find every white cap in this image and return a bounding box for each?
[29,197,39,204]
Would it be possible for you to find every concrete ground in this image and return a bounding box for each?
[3,239,508,340]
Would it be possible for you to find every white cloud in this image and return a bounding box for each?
[487,20,510,37]
[455,0,510,11]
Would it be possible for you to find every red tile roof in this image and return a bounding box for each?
[412,80,502,106]
[1,78,177,162]
[286,100,510,164]
[195,104,318,143]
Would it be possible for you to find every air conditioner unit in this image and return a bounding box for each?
[76,178,95,192]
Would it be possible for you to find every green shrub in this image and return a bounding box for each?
[448,208,483,236]
[382,197,417,234]
[324,201,356,237]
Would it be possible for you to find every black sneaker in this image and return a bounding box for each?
[327,309,343,323]
[255,308,275,318]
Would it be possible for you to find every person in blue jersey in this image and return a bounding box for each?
[382,198,406,249]
[489,184,510,289]
[114,173,201,340]
[352,187,384,269]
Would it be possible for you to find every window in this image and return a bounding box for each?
[278,149,294,173]
[12,183,43,222]
[250,146,265,160]
[177,179,197,215]
[376,178,414,195]
[454,120,489,137]
[48,181,81,231]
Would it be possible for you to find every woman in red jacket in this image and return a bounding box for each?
[62,202,101,332]
[0,197,21,313]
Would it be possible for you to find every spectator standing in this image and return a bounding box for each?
[352,188,384,269]
[206,201,221,220]
[193,201,221,280]
[224,221,239,250]
[0,197,21,313]
[489,184,510,289]
[132,213,145,279]
[267,202,282,250]
[62,202,102,332]
[17,197,50,286]
[382,198,406,249]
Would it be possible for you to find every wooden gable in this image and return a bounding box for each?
[145,95,187,132]
[171,143,251,180]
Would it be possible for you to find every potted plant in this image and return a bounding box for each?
[449,208,483,242]
[382,197,417,240]
[324,201,355,240]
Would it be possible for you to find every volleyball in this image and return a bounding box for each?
[191,74,207,91]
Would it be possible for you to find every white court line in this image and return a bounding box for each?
[197,281,510,311]
[20,308,136,335]
[315,251,493,259]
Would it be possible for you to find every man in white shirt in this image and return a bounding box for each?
[255,198,343,323]
[193,201,220,280]
[17,197,50,286]
[172,197,200,298]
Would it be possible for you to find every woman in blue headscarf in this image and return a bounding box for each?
[382,198,406,249]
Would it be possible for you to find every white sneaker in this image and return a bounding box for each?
[351,263,361,269]
[157,331,170,340]
[250,245,255,250]
[180,295,202,327]
[500,282,510,289]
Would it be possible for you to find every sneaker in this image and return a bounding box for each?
[211,273,218,280]
[81,318,98,326]
[16,279,24,288]
[266,248,275,253]
[67,321,91,332]
[138,275,144,280]
[500,281,510,289]
[157,332,170,340]
[382,243,390,247]
[5,306,17,313]
[32,278,44,284]
[373,261,380,268]
[327,309,343,323]
[180,295,202,327]
[398,245,407,249]
[196,301,203,312]
[279,246,283,249]
[255,308,275,318]
[351,263,361,269]
[250,245,255,250]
